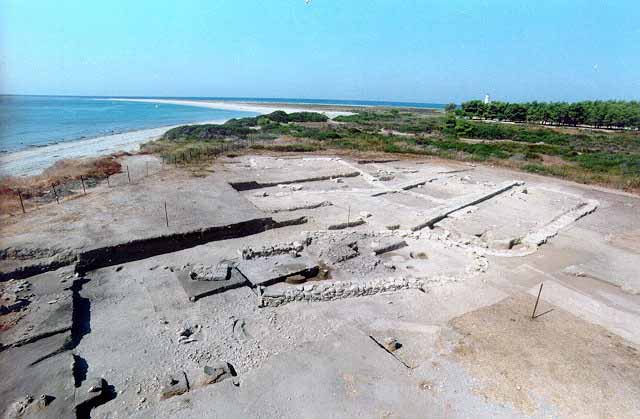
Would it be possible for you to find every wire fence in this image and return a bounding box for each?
[3,138,264,217]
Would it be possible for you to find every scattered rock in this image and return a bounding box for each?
[159,373,189,400]
[563,265,586,277]
[418,380,433,391]
[75,377,113,415]
[177,327,196,343]
[384,337,402,352]
[38,394,54,408]
[87,378,106,393]
[198,362,236,386]
[409,251,428,260]
[5,395,34,418]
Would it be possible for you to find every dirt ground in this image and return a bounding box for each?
[449,294,640,418]
[1,152,639,418]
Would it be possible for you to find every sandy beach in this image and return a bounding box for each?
[0,100,352,177]
[0,119,226,177]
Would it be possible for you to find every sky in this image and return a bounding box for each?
[1,0,639,103]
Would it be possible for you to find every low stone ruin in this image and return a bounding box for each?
[239,239,309,260]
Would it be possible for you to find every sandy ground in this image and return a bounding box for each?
[0,100,353,177]
[106,98,354,119]
[1,153,639,418]
[0,121,219,177]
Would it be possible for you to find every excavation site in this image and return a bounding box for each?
[1,152,639,418]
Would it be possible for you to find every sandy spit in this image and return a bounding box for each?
[105,98,353,119]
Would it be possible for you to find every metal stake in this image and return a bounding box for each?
[164,202,169,228]
[17,191,25,214]
[531,282,544,319]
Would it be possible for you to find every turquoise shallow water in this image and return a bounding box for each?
[0,96,257,153]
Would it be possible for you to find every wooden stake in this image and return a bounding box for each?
[51,183,60,204]
[531,282,543,319]
[17,191,25,214]
[80,175,86,195]
[107,176,110,187]
[127,165,131,183]
[164,202,169,228]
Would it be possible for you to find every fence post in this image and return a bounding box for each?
[531,283,544,319]
[17,190,25,214]
[51,183,60,204]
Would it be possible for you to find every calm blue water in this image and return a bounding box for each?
[0,96,257,153]
[0,95,445,153]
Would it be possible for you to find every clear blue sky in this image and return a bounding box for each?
[1,0,638,103]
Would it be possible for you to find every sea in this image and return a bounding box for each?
[0,95,444,154]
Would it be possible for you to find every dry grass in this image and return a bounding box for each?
[0,156,121,214]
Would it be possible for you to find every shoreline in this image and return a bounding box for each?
[0,100,353,177]
[0,119,227,177]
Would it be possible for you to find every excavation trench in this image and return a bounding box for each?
[75,216,307,274]
[0,256,76,282]
[228,172,360,191]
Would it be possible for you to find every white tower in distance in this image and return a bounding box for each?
[483,94,491,104]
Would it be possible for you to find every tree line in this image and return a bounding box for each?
[453,100,640,129]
